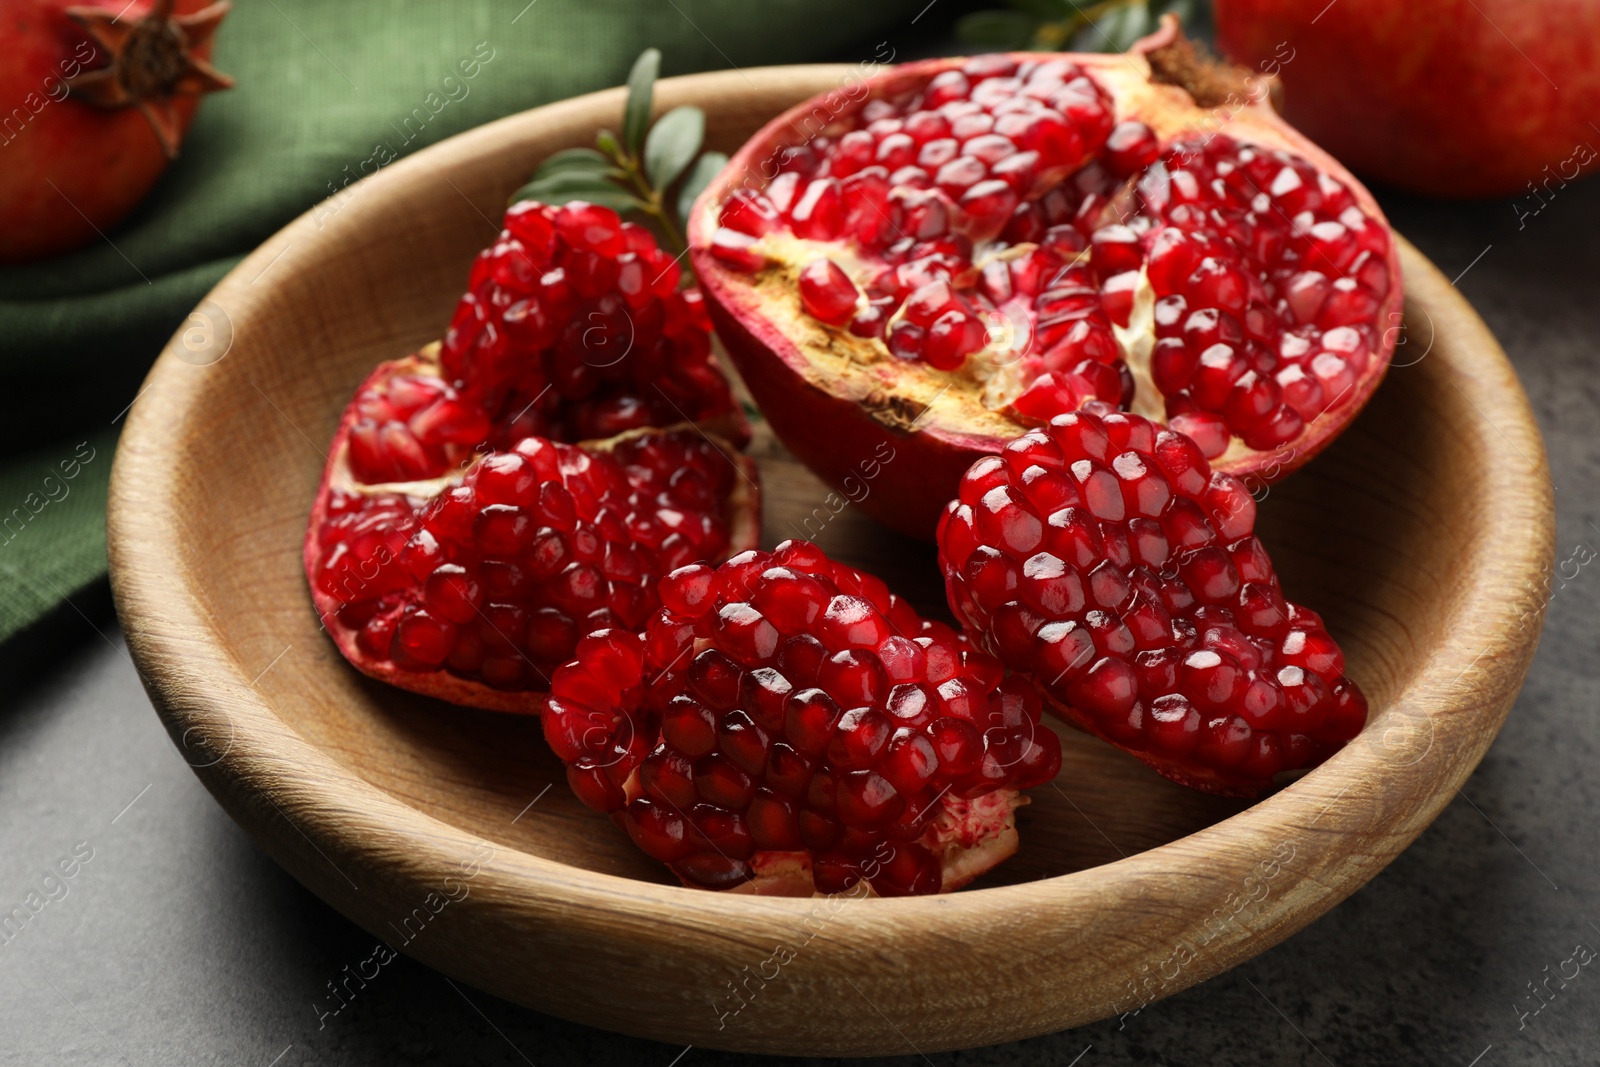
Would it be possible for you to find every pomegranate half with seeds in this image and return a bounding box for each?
[306,200,758,712]
[543,540,1061,895]
[938,404,1365,796]
[689,19,1403,539]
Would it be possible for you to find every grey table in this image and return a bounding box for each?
[4,178,1599,1067]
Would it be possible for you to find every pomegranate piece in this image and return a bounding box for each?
[439,199,745,456]
[543,540,1062,895]
[313,412,761,710]
[309,415,759,712]
[688,18,1403,539]
[937,404,1365,796]
[306,200,758,712]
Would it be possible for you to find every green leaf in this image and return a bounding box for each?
[1123,3,1155,50]
[676,150,728,229]
[1093,0,1152,53]
[623,49,660,157]
[524,169,631,196]
[1005,0,1071,19]
[644,106,706,191]
[512,170,643,213]
[1031,16,1084,49]
[596,129,622,160]
[956,10,1039,49]
[533,147,612,181]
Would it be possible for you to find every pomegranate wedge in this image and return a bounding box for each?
[938,404,1365,796]
[543,540,1061,895]
[306,200,759,711]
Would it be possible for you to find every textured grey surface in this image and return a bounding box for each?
[4,162,1599,1067]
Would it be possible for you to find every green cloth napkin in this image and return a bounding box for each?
[0,0,929,645]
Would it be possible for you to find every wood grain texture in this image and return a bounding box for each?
[106,67,1555,1056]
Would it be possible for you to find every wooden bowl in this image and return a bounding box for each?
[108,67,1554,1056]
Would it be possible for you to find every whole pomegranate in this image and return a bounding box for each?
[0,0,233,263]
[1214,0,1600,198]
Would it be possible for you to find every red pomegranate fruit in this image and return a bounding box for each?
[0,0,233,263]
[543,540,1062,895]
[689,19,1402,539]
[1215,0,1600,199]
[937,403,1365,796]
[306,200,758,712]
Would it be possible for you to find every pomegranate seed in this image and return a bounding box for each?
[709,227,766,271]
[798,259,860,325]
[721,189,780,236]
[1104,120,1160,177]
[918,138,961,170]
[1310,351,1356,405]
[1275,363,1326,420]
[887,321,926,361]
[554,201,625,256]
[1090,224,1143,277]
[904,110,951,143]
[958,180,1019,241]
[925,309,986,370]
[790,178,844,239]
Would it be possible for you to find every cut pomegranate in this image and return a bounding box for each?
[688,18,1403,539]
[305,200,759,712]
[937,403,1365,796]
[543,540,1062,895]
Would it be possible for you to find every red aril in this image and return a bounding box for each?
[305,200,758,712]
[688,19,1402,539]
[543,540,1062,895]
[937,403,1366,796]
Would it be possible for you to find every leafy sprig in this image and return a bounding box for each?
[512,49,728,258]
[957,0,1205,54]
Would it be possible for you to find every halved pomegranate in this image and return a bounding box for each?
[542,540,1061,895]
[305,200,759,712]
[689,19,1402,539]
[937,404,1365,796]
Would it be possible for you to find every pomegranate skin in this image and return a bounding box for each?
[1215,0,1600,198]
[690,27,1403,541]
[700,284,986,540]
[0,0,217,263]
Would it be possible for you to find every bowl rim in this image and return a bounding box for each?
[106,64,1555,1053]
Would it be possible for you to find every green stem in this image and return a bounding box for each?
[611,150,688,256]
